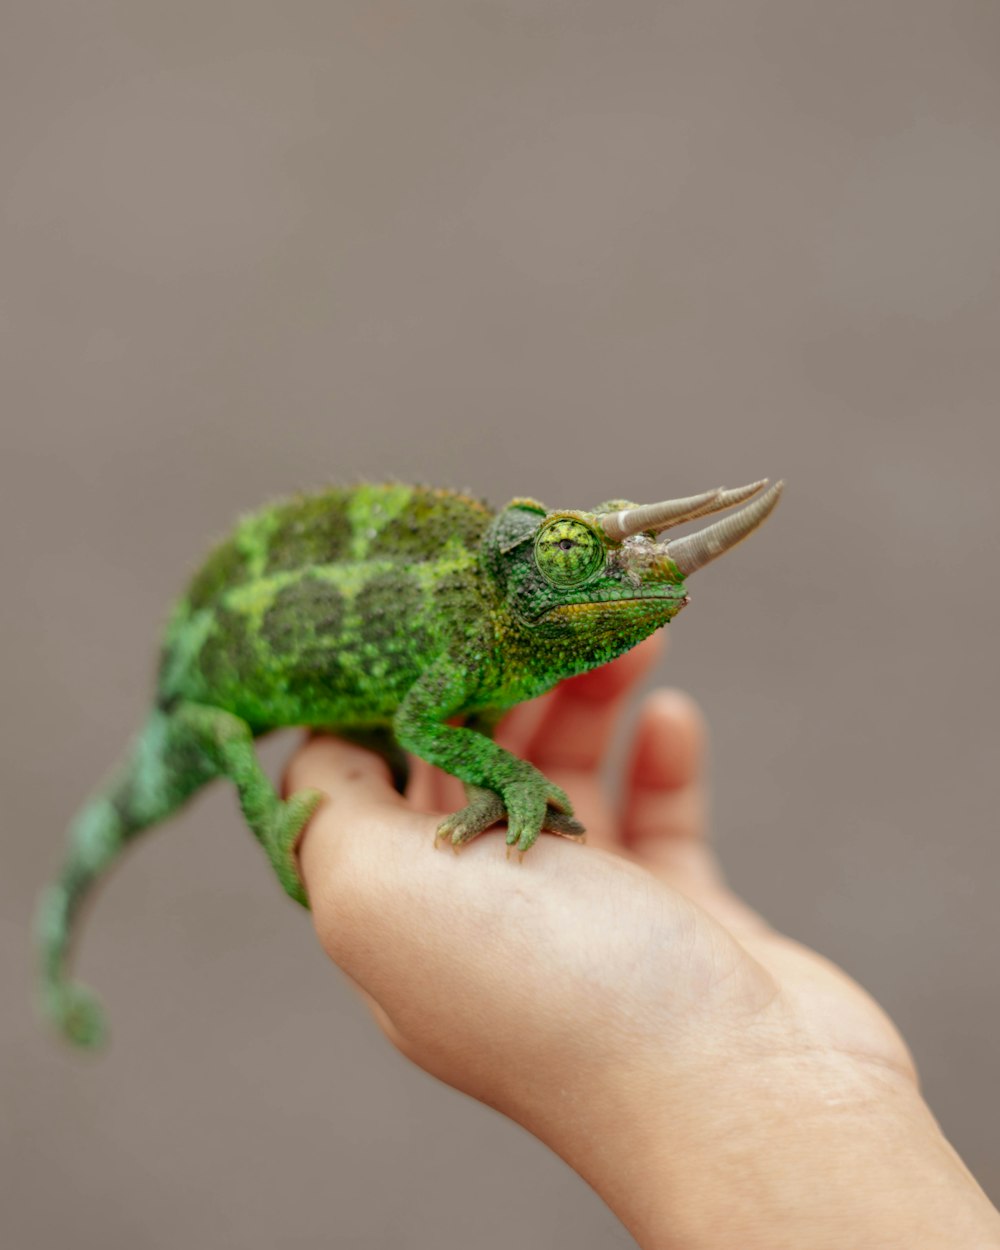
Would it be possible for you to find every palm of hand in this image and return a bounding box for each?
[291,633,915,1121]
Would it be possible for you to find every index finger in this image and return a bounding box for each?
[285,733,407,815]
[525,631,666,773]
[284,734,413,882]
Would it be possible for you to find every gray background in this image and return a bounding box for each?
[3,2,999,1246]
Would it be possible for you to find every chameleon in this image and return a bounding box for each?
[37,477,783,1048]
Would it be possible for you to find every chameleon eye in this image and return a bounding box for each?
[535,519,603,587]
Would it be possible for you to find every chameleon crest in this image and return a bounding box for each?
[37,478,783,1047]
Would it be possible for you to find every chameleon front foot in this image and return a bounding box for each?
[435,782,585,854]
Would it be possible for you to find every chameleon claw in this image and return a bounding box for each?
[433,826,465,852]
[437,783,582,859]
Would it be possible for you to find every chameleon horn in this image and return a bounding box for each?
[665,480,784,576]
[600,479,768,542]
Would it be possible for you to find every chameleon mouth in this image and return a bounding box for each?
[536,589,690,621]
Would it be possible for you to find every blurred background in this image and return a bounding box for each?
[3,2,999,1246]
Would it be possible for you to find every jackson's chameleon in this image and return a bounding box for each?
[37,478,783,1047]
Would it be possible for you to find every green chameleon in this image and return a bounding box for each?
[37,477,783,1048]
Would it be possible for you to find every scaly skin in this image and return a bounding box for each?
[36,479,781,1047]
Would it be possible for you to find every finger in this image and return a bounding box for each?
[525,632,666,773]
[622,691,768,933]
[428,764,465,814]
[406,756,441,810]
[284,733,406,816]
[628,688,705,798]
[284,733,417,906]
[622,689,707,848]
[511,634,664,849]
[621,689,718,891]
[494,691,555,755]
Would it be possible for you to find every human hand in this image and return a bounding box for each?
[287,634,1000,1249]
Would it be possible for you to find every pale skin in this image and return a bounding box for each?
[287,634,1000,1250]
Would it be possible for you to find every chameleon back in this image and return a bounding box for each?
[157,483,494,729]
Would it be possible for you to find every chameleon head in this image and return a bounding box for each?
[486,479,783,646]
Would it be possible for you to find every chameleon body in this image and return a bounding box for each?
[37,478,783,1047]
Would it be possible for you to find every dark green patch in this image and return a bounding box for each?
[186,538,250,611]
[371,489,491,560]
[197,606,262,691]
[264,493,353,574]
[354,570,432,655]
[261,575,347,655]
[431,568,480,621]
[253,574,350,707]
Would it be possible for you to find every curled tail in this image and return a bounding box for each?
[36,707,214,1048]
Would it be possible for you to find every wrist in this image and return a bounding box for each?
[526,1046,1000,1249]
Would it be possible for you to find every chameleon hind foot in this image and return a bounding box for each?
[262,788,324,905]
[167,703,324,906]
[435,782,585,853]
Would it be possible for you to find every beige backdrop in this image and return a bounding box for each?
[3,3,999,1246]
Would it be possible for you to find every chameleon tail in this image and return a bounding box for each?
[36,707,214,1048]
